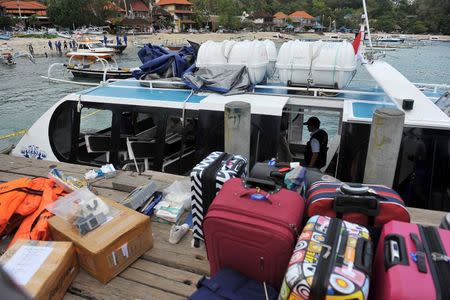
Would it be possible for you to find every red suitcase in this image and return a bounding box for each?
[371,220,450,300]
[203,177,305,289]
[306,181,410,227]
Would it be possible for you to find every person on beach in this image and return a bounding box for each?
[48,40,53,51]
[69,40,72,49]
[116,34,122,45]
[63,41,67,50]
[28,44,34,56]
[123,34,127,46]
[103,35,108,46]
[304,116,328,169]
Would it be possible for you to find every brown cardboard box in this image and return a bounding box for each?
[0,240,78,300]
[48,197,153,284]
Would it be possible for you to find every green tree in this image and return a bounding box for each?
[410,20,427,34]
[192,0,210,28]
[47,0,113,28]
[218,0,239,29]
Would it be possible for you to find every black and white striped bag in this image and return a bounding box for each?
[190,151,247,247]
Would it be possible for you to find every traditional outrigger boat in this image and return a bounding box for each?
[46,52,135,81]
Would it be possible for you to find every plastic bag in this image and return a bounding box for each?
[162,180,191,211]
[46,187,118,235]
[284,166,307,191]
[48,168,87,192]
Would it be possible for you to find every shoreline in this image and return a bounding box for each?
[3,32,449,56]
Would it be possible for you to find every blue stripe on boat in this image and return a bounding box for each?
[352,102,396,118]
[84,86,205,103]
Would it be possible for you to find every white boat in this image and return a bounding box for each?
[12,2,450,211]
[57,31,72,39]
[66,41,115,60]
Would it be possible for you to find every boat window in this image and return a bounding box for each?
[49,101,76,161]
[163,115,198,174]
[80,108,112,135]
[78,108,113,164]
[284,105,342,171]
[119,112,157,167]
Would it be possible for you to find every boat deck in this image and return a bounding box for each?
[0,154,447,300]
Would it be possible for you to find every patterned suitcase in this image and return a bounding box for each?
[190,151,247,246]
[305,181,410,227]
[280,215,373,300]
[204,177,305,289]
[371,220,450,300]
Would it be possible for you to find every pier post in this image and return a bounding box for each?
[224,101,251,165]
[363,108,405,187]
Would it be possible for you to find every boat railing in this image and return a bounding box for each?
[351,79,450,93]
[103,78,386,103]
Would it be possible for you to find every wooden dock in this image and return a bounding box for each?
[0,154,447,300]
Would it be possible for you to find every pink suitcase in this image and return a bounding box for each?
[372,220,450,300]
[203,177,305,289]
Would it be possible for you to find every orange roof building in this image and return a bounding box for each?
[273,12,288,19]
[156,0,195,32]
[0,0,47,17]
[289,11,314,20]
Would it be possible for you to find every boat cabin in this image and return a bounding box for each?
[12,68,450,211]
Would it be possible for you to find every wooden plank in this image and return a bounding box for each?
[408,207,446,227]
[121,261,202,297]
[145,221,210,275]
[68,270,184,300]
[63,293,89,300]
[130,259,203,285]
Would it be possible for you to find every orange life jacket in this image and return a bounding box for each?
[0,177,66,247]
[9,180,66,248]
[0,177,35,235]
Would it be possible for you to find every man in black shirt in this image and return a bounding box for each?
[304,117,328,168]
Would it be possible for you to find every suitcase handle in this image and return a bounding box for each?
[333,195,380,217]
[243,177,280,193]
[383,234,409,270]
[354,238,373,275]
[339,183,370,195]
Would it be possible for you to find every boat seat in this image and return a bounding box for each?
[126,137,157,172]
[85,135,111,162]
[134,126,157,140]
[320,134,341,173]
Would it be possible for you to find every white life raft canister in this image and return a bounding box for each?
[276,40,357,89]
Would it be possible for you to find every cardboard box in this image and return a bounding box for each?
[48,197,153,284]
[0,240,78,300]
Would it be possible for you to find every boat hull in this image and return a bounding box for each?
[69,68,133,79]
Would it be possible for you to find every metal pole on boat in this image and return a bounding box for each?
[362,0,373,50]
[363,108,404,188]
[224,101,251,167]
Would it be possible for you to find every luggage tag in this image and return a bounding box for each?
[249,187,272,204]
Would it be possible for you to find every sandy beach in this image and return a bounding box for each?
[2,31,450,56]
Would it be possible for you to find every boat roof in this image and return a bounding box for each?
[69,74,450,130]
[73,80,289,117]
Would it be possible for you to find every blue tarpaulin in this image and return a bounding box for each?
[133,43,198,79]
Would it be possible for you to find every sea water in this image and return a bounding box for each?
[1,42,450,150]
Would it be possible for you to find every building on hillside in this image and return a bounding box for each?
[249,11,273,30]
[289,10,315,28]
[155,0,195,32]
[0,0,47,19]
[273,11,288,27]
[127,0,150,19]
[0,0,49,26]
[113,0,152,32]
